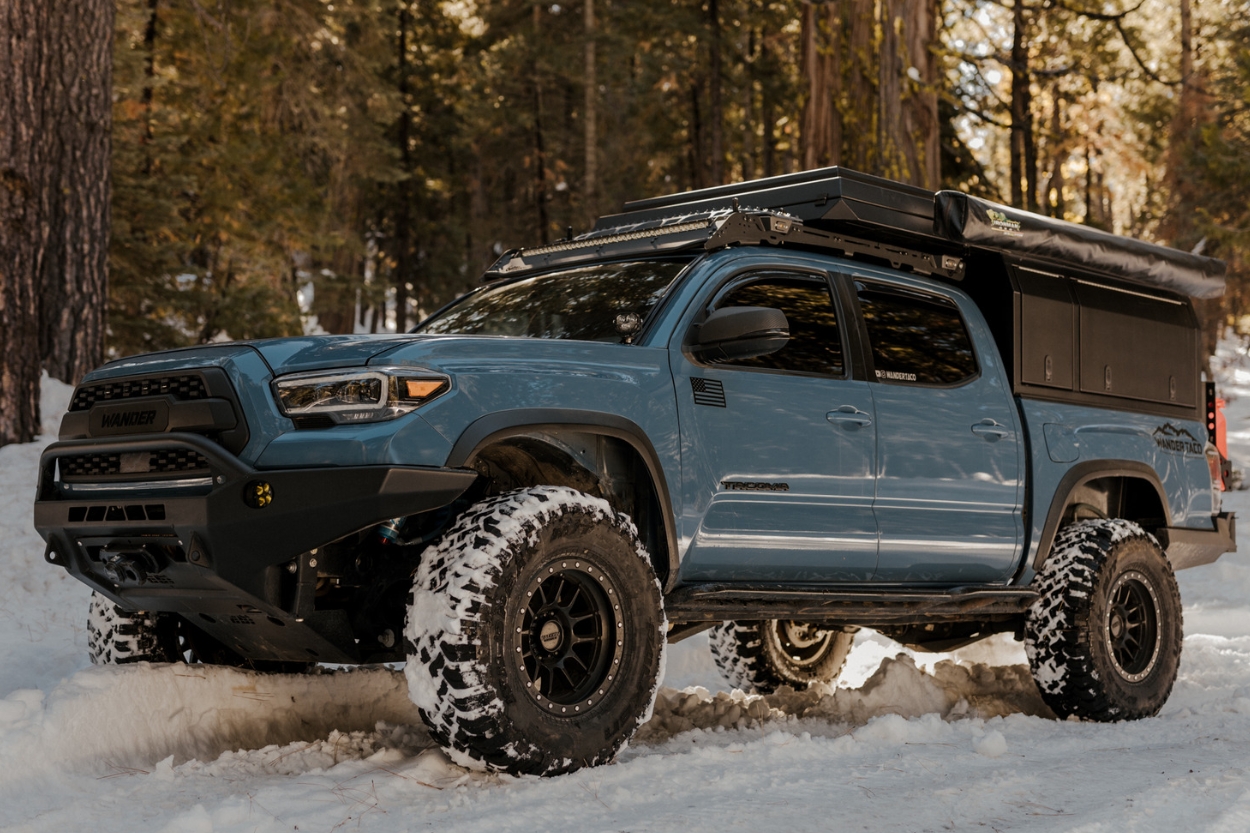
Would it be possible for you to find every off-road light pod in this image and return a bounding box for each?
[273,367,449,425]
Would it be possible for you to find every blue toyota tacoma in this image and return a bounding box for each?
[34,169,1236,775]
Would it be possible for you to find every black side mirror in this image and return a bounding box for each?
[693,306,789,363]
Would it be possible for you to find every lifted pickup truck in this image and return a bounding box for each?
[35,168,1236,775]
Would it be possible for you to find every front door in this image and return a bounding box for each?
[851,276,1024,583]
[673,269,879,582]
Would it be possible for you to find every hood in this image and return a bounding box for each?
[248,334,436,376]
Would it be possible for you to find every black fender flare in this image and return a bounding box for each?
[447,409,680,590]
[1032,459,1171,571]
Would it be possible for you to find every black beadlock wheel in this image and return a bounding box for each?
[709,619,854,694]
[1025,518,1183,721]
[404,486,666,776]
[517,564,620,709]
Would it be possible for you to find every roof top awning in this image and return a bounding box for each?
[935,192,1226,299]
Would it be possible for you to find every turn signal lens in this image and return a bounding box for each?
[404,379,446,399]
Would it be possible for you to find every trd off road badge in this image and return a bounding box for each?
[1152,423,1204,455]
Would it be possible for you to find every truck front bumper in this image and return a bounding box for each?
[34,433,477,663]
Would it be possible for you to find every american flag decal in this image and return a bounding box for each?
[690,378,726,407]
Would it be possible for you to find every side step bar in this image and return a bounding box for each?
[664,584,1038,626]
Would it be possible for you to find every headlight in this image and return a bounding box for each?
[273,367,450,425]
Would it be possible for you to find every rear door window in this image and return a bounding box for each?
[856,283,978,386]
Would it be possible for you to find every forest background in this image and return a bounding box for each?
[3,0,1250,446]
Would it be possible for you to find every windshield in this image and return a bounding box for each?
[415,259,690,342]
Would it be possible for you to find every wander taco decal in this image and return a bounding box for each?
[1153,423,1204,455]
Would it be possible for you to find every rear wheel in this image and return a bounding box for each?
[709,620,854,694]
[1025,518,1183,721]
[404,486,666,776]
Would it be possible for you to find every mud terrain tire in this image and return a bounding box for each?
[1025,518,1183,721]
[709,620,854,694]
[404,486,666,776]
[88,592,173,664]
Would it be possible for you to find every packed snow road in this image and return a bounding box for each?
[4,366,1250,832]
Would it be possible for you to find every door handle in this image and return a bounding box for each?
[971,418,1010,441]
[827,405,873,428]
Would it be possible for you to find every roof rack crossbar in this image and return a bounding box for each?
[705,211,965,281]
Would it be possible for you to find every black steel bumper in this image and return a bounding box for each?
[1157,512,1237,571]
[34,433,477,663]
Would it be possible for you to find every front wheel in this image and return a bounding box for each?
[709,620,854,694]
[404,486,666,776]
[1025,518,1183,721]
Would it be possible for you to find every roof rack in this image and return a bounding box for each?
[484,207,966,282]
[489,168,1226,299]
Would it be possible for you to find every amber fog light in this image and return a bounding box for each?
[244,480,273,509]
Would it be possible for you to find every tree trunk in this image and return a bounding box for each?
[531,4,549,243]
[394,4,412,332]
[1158,0,1212,247]
[845,0,876,171]
[1047,89,1065,217]
[878,0,903,178]
[761,34,776,178]
[141,0,159,173]
[689,82,704,189]
[33,0,112,385]
[707,0,724,184]
[1010,0,1029,208]
[743,27,757,180]
[801,3,842,170]
[896,0,939,188]
[583,0,597,222]
[1,0,113,445]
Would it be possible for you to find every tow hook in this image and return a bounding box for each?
[100,549,157,585]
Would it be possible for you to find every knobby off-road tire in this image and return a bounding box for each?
[405,486,667,776]
[709,620,854,694]
[88,591,172,664]
[1025,518,1183,721]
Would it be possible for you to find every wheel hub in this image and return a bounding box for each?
[513,559,622,712]
[538,618,564,652]
[775,620,836,666]
[1103,570,1162,683]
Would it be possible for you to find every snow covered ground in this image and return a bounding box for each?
[4,352,1250,832]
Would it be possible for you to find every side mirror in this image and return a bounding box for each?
[693,306,789,363]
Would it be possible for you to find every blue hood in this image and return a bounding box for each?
[248,335,435,375]
[86,335,436,382]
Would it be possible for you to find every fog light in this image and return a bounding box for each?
[244,480,273,509]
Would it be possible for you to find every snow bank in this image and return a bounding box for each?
[0,376,90,696]
[639,654,1051,742]
[0,664,424,787]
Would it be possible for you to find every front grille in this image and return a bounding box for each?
[150,449,209,473]
[61,454,121,477]
[71,375,208,412]
[60,449,209,478]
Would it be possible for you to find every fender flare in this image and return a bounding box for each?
[1032,459,1171,571]
[447,409,680,589]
